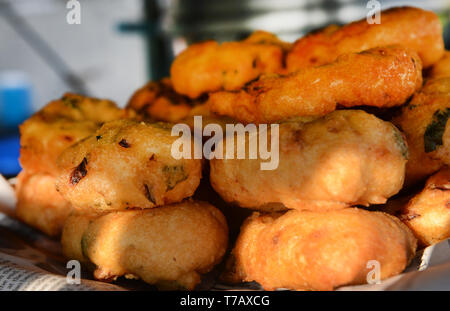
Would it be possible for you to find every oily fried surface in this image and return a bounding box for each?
[287,7,443,71]
[396,167,450,247]
[225,208,416,291]
[19,93,126,176]
[126,78,198,123]
[208,46,422,124]
[126,79,238,130]
[56,119,202,212]
[210,110,408,211]
[170,31,291,98]
[427,51,450,80]
[61,200,228,290]
[392,77,450,186]
[15,171,72,237]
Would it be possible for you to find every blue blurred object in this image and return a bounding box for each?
[0,134,21,176]
[0,71,32,176]
[0,71,33,128]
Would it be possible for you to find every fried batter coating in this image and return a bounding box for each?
[170,31,291,98]
[126,79,238,131]
[210,110,408,211]
[287,7,443,71]
[61,200,228,290]
[126,78,197,123]
[15,171,72,237]
[208,46,422,123]
[396,167,450,247]
[225,208,416,291]
[56,119,202,212]
[20,93,126,176]
[427,51,450,80]
[392,77,450,185]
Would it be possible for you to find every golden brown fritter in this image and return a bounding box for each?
[208,46,422,124]
[225,208,416,291]
[170,31,291,98]
[392,77,450,186]
[15,171,72,237]
[126,78,197,123]
[287,7,443,71]
[126,79,238,131]
[56,119,202,212]
[19,93,127,176]
[427,51,450,80]
[396,167,450,247]
[210,110,408,211]
[61,200,228,290]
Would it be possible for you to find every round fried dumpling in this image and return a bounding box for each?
[19,93,126,176]
[427,51,450,80]
[393,77,450,186]
[208,46,422,124]
[225,208,416,291]
[397,167,450,247]
[126,78,196,123]
[210,110,409,211]
[287,7,443,71]
[61,200,228,290]
[56,119,202,211]
[15,171,72,237]
[170,31,290,98]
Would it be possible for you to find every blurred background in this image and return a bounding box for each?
[0,0,450,176]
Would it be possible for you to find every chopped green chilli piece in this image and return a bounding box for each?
[163,165,188,190]
[424,108,450,153]
[393,127,409,159]
[81,233,90,260]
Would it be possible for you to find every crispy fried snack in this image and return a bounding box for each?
[287,7,443,71]
[396,167,450,247]
[19,93,126,176]
[210,110,408,211]
[392,77,450,185]
[225,208,416,291]
[208,46,422,124]
[56,119,202,211]
[61,200,228,290]
[15,171,72,237]
[126,79,237,131]
[170,31,291,98]
[427,51,450,80]
[126,78,197,123]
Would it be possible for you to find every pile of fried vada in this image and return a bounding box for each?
[15,7,450,291]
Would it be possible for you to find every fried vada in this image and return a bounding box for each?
[287,7,443,71]
[393,77,450,185]
[61,200,228,290]
[170,31,291,98]
[126,78,197,123]
[19,93,127,176]
[126,80,235,131]
[210,110,408,211]
[427,51,450,80]
[208,46,422,124]
[15,171,72,237]
[56,119,202,211]
[225,208,416,291]
[397,167,450,247]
